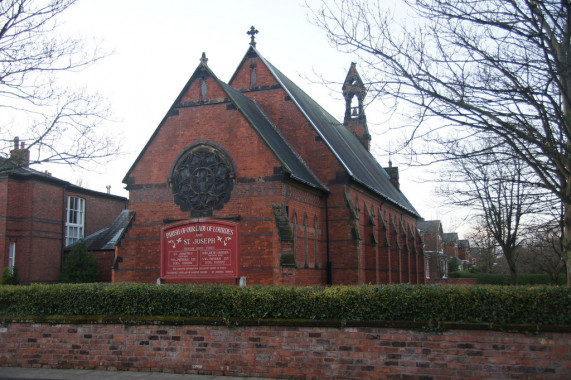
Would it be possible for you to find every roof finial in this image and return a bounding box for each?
[247,26,259,47]
[388,142,392,167]
[200,52,208,66]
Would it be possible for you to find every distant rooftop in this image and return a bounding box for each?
[443,233,459,244]
[0,156,127,201]
[458,240,470,249]
[417,220,442,234]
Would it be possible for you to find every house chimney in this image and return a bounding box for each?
[384,160,400,190]
[10,136,30,167]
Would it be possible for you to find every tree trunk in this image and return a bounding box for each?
[563,198,571,286]
[505,253,518,286]
[562,1,571,286]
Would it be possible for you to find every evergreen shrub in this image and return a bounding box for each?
[450,271,565,285]
[60,240,99,283]
[449,257,460,272]
[0,267,19,285]
[0,284,569,326]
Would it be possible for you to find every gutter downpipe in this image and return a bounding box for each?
[326,194,332,285]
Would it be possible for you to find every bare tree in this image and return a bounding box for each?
[519,222,566,284]
[310,0,571,284]
[0,0,116,171]
[439,145,548,284]
[465,223,498,273]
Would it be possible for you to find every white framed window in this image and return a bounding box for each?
[425,258,430,279]
[8,242,15,274]
[66,196,85,246]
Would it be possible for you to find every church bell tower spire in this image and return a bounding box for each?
[342,62,371,150]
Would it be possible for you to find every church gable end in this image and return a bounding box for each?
[123,54,232,187]
[124,53,313,191]
[178,53,228,105]
[229,47,280,91]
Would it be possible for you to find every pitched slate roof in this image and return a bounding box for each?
[0,157,127,201]
[125,47,421,217]
[417,220,443,234]
[76,210,135,251]
[243,47,419,217]
[458,240,470,249]
[213,76,327,192]
[443,232,459,244]
[0,156,67,185]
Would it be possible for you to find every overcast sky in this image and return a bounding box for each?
[41,0,468,233]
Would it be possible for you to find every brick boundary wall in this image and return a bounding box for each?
[429,278,478,285]
[0,323,569,379]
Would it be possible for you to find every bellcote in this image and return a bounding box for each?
[342,63,370,150]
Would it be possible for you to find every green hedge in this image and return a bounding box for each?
[449,271,565,285]
[0,284,569,326]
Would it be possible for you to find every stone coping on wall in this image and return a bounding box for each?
[1,315,569,334]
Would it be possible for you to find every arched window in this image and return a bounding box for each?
[314,216,319,268]
[292,211,298,266]
[303,214,309,268]
[250,61,257,88]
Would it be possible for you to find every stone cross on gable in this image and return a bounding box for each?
[247,26,259,47]
[200,52,208,66]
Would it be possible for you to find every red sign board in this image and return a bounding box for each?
[160,219,240,280]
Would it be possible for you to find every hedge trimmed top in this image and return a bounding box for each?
[0,284,569,328]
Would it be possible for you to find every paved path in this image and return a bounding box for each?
[0,367,273,380]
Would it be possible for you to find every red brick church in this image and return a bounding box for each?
[113,29,425,285]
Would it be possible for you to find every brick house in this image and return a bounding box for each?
[416,220,448,280]
[457,239,474,269]
[442,232,460,274]
[443,233,476,272]
[0,140,128,284]
[114,37,424,285]
[443,233,459,258]
[417,222,474,280]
